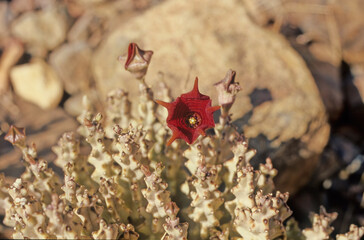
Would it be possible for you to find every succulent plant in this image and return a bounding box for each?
[1,43,363,240]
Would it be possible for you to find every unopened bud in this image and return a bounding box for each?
[119,43,153,79]
[214,69,241,116]
[4,125,26,147]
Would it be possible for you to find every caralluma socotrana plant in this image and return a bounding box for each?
[0,43,362,240]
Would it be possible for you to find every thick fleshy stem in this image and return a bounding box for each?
[141,164,188,239]
[225,164,292,239]
[302,206,338,240]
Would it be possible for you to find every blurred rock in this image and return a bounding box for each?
[289,0,364,122]
[67,13,105,47]
[281,27,344,120]
[34,0,57,9]
[309,61,342,120]
[11,8,67,55]
[50,41,91,94]
[314,133,361,185]
[10,0,35,15]
[244,0,343,66]
[10,59,63,109]
[0,92,20,121]
[92,0,330,193]
[330,135,360,165]
[64,88,102,117]
[76,0,107,4]
[0,2,13,43]
[67,13,94,43]
[64,93,83,116]
[349,65,364,106]
[64,0,85,18]
[67,0,132,18]
[0,39,24,93]
[336,1,364,65]
[244,0,364,123]
[343,64,364,128]
[132,0,165,10]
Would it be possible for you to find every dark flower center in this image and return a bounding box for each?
[185,112,202,129]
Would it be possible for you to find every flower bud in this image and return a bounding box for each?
[4,125,26,147]
[214,69,241,117]
[118,43,153,79]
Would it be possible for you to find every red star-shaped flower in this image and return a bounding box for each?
[156,77,220,146]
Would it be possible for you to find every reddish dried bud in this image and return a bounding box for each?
[4,125,26,146]
[214,69,241,114]
[119,42,153,79]
[156,77,220,146]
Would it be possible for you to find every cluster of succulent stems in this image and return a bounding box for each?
[0,43,363,240]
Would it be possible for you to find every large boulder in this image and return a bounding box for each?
[92,0,330,193]
[244,0,364,123]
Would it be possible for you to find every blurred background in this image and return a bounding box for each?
[0,0,363,237]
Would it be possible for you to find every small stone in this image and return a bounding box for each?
[0,39,24,93]
[10,59,63,109]
[10,0,35,15]
[11,8,67,54]
[64,94,83,117]
[67,14,94,43]
[50,41,92,94]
